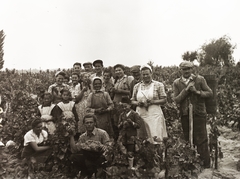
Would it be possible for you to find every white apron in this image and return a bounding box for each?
[136,82,167,143]
[38,104,56,135]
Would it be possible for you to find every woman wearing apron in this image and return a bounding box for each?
[86,77,114,137]
[131,65,168,144]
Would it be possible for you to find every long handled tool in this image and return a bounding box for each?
[189,103,193,148]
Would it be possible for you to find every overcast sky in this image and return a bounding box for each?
[0,0,240,70]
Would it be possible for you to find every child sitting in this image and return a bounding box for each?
[37,93,56,135]
[118,96,141,169]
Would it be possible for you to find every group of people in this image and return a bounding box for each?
[21,59,213,178]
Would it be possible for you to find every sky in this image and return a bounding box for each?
[0,0,240,70]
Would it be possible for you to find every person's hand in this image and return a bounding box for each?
[82,86,88,92]
[138,101,145,107]
[186,81,195,91]
[189,85,198,94]
[95,108,103,114]
[123,121,130,129]
[67,126,76,136]
[101,145,108,152]
[118,122,123,128]
[126,118,133,124]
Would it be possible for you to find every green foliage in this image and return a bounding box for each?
[182,51,198,62]
[1,63,240,178]
[0,30,5,70]
[199,35,236,66]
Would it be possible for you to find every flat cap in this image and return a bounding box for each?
[130,65,141,73]
[179,61,194,68]
[93,59,103,67]
[83,62,92,67]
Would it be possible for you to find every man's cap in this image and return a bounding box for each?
[83,62,92,67]
[55,71,66,77]
[130,65,141,73]
[93,59,103,67]
[179,61,194,69]
[121,96,131,104]
[140,64,152,72]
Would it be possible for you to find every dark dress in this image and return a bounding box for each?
[86,91,114,137]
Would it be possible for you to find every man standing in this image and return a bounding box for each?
[73,62,83,83]
[73,62,82,74]
[83,62,93,73]
[90,59,104,81]
[172,61,212,168]
[69,114,110,178]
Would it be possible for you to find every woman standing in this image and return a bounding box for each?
[131,65,168,144]
[75,72,92,134]
[102,69,114,99]
[86,77,114,137]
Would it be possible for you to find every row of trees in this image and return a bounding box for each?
[182,35,237,67]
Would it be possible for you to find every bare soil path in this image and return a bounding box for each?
[199,126,240,179]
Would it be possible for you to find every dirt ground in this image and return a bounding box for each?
[198,126,240,179]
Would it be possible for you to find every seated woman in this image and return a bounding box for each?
[21,118,52,163]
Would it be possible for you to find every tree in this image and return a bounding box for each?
[0,30,5,70]
[199,35,236,66]
[182,51,198,62]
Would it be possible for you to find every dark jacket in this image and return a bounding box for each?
[173,74,212,116]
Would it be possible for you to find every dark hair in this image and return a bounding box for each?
[113,64,125,71]
[42,92,52,100]
[83,114,97,123]
[31,117,42,128]
[93,59,103,67]
[64,75,70,81]
[71,72,80,78]
[73,62,81,67]
[103,69,112,77]
[60,89,71,96]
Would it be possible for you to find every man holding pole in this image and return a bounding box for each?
[172,61,212,168]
